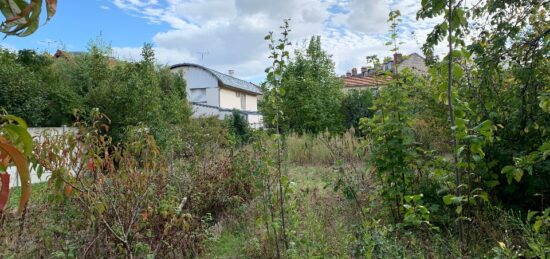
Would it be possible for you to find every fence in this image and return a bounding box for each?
[6,127,78,187]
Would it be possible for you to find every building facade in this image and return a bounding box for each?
[170,63,263,128]
[342,52,428,90]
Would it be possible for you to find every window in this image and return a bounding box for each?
[240,93,246,110]
[191,88,207,103]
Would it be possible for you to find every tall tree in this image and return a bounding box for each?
[261,36,344,134]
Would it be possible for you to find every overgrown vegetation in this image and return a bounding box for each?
[0,0,549,258]
[260,35,345,134]
[0,41,191,146]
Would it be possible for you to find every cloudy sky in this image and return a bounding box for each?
[1,0,442,83]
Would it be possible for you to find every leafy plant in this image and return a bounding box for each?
[261,35,344,134]
[0,0,57,36]
[0,114,32,215]
[225,109,251,146]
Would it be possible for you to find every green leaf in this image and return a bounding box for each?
[443,195,454,205]
[2,124,33,156]
[456,205,463,214]
[477,192,489,202]
[280,175,288,187]
[532,219,542,233]
[501,165,516,184]
[1,115,28,129]
[527,211,538,222]
[513,169,524,183]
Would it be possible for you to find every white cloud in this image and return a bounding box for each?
[111,0,443,80]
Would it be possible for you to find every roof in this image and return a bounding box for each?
[383,52,425,66]
[170,63,262,95]
[343,76,391,88]
[408,52,425,60]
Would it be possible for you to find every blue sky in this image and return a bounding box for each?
[1,0,166,52]
[1,0,440,83]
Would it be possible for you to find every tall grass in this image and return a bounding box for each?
[286,129,365,166]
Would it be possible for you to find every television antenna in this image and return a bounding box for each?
[40,40,59,53]
[197,51,209,64]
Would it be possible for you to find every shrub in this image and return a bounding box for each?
[341,89,375,134]
[225,110,251,146]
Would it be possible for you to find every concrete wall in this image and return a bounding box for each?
[192,103,222,117]
[6,127,78,187]
[247,114,263,129]
[398,54,428,75]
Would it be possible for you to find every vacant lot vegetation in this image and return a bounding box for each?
[1,0,549,258]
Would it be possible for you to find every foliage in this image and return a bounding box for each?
[0,43,192,146]
[361,78,417,222]
[168,116,230,158]
[225,110,251,146]
[1,111,259,257]
[0,0,57,36]
[75,43,191,146]
[259,19,293,257]
[341,89,375,134]
[261,35,344,134]
[0,114,32,215]
[0,49,49,126]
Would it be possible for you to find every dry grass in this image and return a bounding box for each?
[286,130,366,166]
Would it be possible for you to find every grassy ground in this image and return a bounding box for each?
[202,165,356,258]
[8,182,49,209]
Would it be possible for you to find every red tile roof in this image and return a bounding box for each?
[343,76,391,88]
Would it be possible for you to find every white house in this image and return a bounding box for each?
[170,63,263,128]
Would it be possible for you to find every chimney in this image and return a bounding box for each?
[54,49,64,58]
[351,67,357,76]
[346,71,352,77]
[361,66,368,75]
[394,53,403,64]
[228,69,235,76]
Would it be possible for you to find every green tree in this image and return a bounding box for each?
[83,43,191,145]
[341,89,374,134]
[261,36,344,134]
[225,109,251,146]
[0,48,47,126]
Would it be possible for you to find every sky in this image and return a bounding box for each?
[1,0,443,83]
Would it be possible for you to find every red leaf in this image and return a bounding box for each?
[45,0,57,20]
[87,158,95,172]
[0,173,10,212]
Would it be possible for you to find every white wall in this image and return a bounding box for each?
[219,87,243,110]
[219,87,259,112]
[246,95,258,111]
[7,127,78,187]
[173,66,220,107]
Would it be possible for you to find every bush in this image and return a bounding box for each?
[341,89,375,134]
[0,43,192,146]
[225,110,251,146]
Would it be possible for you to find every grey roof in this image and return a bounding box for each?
[171,63,262,95]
